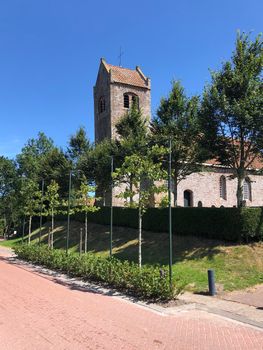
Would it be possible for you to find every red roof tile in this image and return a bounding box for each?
[102,60,150,89]
[205,156,263,170]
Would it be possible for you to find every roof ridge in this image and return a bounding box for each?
[100,58,150,89]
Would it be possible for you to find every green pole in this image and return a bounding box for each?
[110,156,113,257]
[66,171,72,254]
[22,217,25,244]
[168,137,173,289]
[39,178,44,244]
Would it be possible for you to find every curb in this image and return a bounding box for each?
[3,255,263,331]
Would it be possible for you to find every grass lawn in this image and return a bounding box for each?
[1,220,263,293]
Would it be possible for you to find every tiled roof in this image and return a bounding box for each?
[205,157,263,170]
[102,60,150,89]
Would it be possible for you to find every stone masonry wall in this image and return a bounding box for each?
[154,169,263,207]
[110,83,151,139]
[94,64,111,143]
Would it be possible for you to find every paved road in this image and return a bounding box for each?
[0,253,263,350]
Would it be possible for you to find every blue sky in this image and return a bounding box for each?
[0,0,262,158]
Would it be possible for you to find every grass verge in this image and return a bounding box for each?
[3,220,263,293]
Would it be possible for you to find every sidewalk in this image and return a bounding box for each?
[2,246,263,331]
[174,290,263,330]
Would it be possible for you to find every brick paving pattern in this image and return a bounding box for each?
[0,253,263,349]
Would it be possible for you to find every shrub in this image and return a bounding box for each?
[14,244,183,300]
[50,206,263,242]
[73,206,263,242]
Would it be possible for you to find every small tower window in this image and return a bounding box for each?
[219,176,227,200]
[124,94,129,108]
[99,97,105,113]
[243,178,252,201]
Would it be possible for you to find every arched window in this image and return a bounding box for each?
[184,190,193,207]
[219,176,227,200]
[123,93,139,109]
[123,94,129,108]
[98,97,105,113]
[243,178,252,201]
[197,201,202,207]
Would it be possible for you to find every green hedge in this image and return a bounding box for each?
[70,206,263,242]
[14,244,184,300]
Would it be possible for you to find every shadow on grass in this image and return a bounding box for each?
[12,220,227,266]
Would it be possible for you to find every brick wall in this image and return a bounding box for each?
[154,169,263,207]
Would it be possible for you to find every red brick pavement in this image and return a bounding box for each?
[0,254,263,350]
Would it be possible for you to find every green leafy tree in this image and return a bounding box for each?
[67,126,91,165]
[114,103,149,204]
[113,146,167,267]
[0,157,18,235]
[75,175,99,253]
[200,32,263,207]
[151,81,203,206]
[41,147,71,197]
[80,140,116,205]
[21,179,42,244]
[44,180,60,248]
[16,132,54,181]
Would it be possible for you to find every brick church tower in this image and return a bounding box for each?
[94,58,151,143]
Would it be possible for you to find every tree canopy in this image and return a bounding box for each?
[200,32,263,206]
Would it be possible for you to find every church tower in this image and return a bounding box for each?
[94,58,151,143]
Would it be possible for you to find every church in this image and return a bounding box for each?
[93,59,263,208]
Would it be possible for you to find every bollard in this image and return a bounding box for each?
[208,269,216,296]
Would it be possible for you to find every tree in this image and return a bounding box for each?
[75,175,99,253]
[44,180,60,248]
[114,103,149,204]
[113,146,167,267]
[80,140,116,206]
[67,126,91,165]
[200,32,263,207]
[0,157,18,236]
[16,132,54,181]
[21,179,42,244]
[151,81,202,206]
[16,132,71,197]
[40,147,71,197]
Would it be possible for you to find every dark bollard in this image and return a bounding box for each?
[208,269,216,296]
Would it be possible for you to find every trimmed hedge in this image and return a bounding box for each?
[69,206,263,242]
[14,244,184,300]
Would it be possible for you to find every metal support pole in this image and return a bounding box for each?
[39,178,44,244]
[110,156,113,257]
[168,137,173,290]
[22,217,25,244]
[208,269,216,296]
[66,171,72,255]
[80,228,83,255]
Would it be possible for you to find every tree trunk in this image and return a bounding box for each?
[28,216,32,245]
[236,168,245,208]
[84,212,88,253]
[138,207,142,268]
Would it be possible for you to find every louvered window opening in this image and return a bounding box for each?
[243,179,251,201]
[124,94,129,108]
